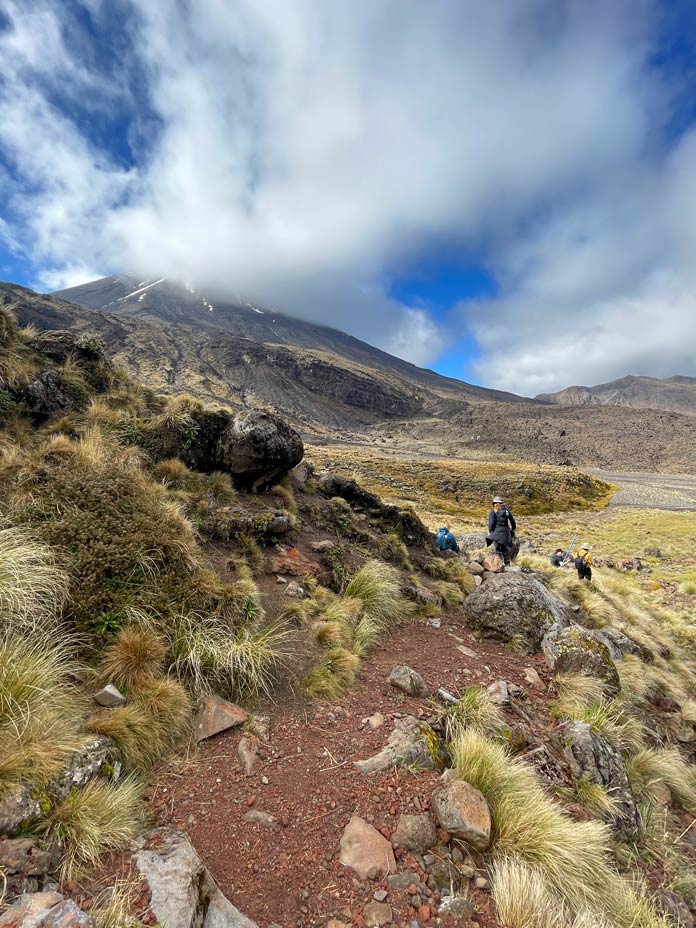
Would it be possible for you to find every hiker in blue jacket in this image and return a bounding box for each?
[435,526,459,553]
[486,496,517,566]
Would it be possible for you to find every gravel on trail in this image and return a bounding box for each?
[153,611,555,928]
[592,470,696,510]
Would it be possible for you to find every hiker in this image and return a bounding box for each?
[486,495,516,567]
[435,525,459,553]
[550,548,565,567]
[574,543,593,581]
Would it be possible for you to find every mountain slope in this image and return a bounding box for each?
[55,274,527,405]
[537,374,696,417]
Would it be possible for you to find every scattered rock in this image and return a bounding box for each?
[653,889,693,927]
[402,583,442,609]
[591,626,654,665]
[388,665,429,698]
[355,717,434,774]
[458,533,488,554]
[468,561,485,576]
[644,547,663,559]
[194,696,248,743]
[135,827,257,928]
[237,735,259,775]
[366,713,386,730]
[466,574,572,653]
[391,814,438,854]
[310,539,336,553]
[373,890,389,903]
[242,810,278,830]
[41,900,95,928]
[544,625,621,697]
[267,548,321,578]
[0,838,56,876]
[52,736,122,802]
[93,684,125,708]
[284,580,305,598]
[560,721,640,840]
[430,777,491,851]
[338,816,396,880]
[524,667,543,688]
[0,784,43,837]
[0,892,65,928]
[439,896,476,920]
[427,859,462,894]
[486,680,509,706]
[363,901,393,926]
[481,554,504,574]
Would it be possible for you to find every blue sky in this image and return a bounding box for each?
[2,0,696,393]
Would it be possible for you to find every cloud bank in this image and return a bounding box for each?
[1,0,695,390]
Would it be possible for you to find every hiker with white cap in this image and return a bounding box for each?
[486,495,517,567]
[574,543,593,582]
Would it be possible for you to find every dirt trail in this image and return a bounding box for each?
[592,470,696,510]
[154,612,555,928]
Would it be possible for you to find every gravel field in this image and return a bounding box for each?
[592,470,696,510]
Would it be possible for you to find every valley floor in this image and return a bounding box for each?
[592,470,696,511]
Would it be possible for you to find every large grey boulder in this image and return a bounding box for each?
[135,827,257,928]
[544,625,621,697]
[560,721,640,840]
[219,411,304,491]
[591,626,654,665]
[465,573,572,653]
[458,533,488,554]
[388,664,429,697]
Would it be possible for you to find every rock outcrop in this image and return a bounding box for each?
[544,625,621,697]
[560,721,640,840]
[135,828,257,928]
[466,573,572,653]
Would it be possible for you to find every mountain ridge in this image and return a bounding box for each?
[537,373,696,417]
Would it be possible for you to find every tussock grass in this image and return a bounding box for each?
[99,625,166,691]
[551,673,607,719]
[49,777,144,877]
[625,748,696,813]
[432,579,466,606]
[452,729,667,927]
[304,646,359,700]
[92,881,146,928]
[440,686,506,741]
[0,634,86,788]
[573,776,619,817]
[167,612,292,701]
[0,526,68,634]
[580,701,646,755]
[346,559,412,656]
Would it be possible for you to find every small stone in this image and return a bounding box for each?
[387,874,417,891]
[474,876,489,890]
[339,816,397,880]
[0,837,55,876]
[276,576,287,584]
[238,735,258,776]
[524,667,543,688]
[194,695,248,743]
[486,680,509,706]
[373,890,388,903]
[363,900,392,926]
[242,810,278,829]
[391,814,438,854]
[93,684,126,708]
[440,896,476,919]
[431,779,491,851]
[367,713,386,730]
[261,775,269,785]
[388,665,429,698]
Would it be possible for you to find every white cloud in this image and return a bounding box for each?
[1,0,695,386]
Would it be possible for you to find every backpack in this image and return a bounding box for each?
[574,555,586,570]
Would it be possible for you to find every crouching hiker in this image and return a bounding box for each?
[435,526,459,553]
[486,496,516,567]
[575,543,593,581]
[550,548,566,567]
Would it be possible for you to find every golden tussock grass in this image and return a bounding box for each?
[98,625,167,691]
[48,776,144,878]
[304,646,360,700]
[0,525,68,635]
[438,685,506,741]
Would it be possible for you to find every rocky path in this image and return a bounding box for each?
[154,612,554,928]
[592,469,696,510]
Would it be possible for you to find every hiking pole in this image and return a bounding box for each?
[561,531,577,567]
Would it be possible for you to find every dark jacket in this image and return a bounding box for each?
[435,527,459,553]
[487,506,516,547]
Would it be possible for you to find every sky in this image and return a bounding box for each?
[2,1,696,395]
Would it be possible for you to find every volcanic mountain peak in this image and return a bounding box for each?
[537,373,696,417]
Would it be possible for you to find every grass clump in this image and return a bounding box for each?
[98,624,166,691]
[48,777,144,877]
[0,526,68,635]
[0,634,86,789]
[304,647,360,700]
[452,728,666,927]
[92,881,148,928]
[346,559,412,656]
[439,686,506,741]
[625,748,696,814]
[167,612,292,701]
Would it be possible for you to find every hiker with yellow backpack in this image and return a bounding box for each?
[574,543,593,582]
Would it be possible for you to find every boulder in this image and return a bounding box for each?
[560,721,640,840]
[135,827,257,928]
[458,533,488,554]
[544,625,621,697]
[430,776,491,851]
[27,331,103,365]
[288,460,314,486]
[466,573,572,653]
[22,370,76,419]
[219,410,304,490]
[41,900,95,928]
[0,784,43,837]
[194,696,248,743]
[481,554,505,574]
[468,561,485,576]
[391,813,438,853]
[51,736,122,802]
[486,680,510,706]
[0,838,57,876]
[591,626,654,665]
[0,892,65,928]
[388,665,429,697]
[354,716,434,775]
[93,684,126,708]
[338,816,396,880]
[402,582,443,608]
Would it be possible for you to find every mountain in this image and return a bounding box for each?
[5,278,696,472]
[537,374,696,418]
[54,275,525,406]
